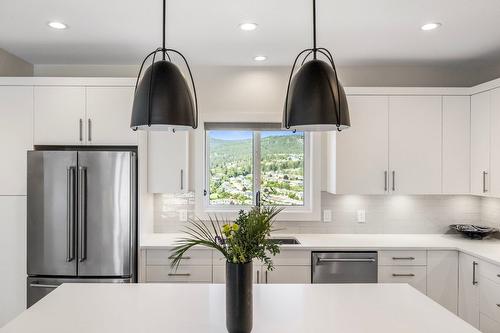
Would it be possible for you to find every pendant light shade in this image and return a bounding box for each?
[284,59,349,131]
[283,0,350,131]
[131,60,196,130]
[130,0,198,131]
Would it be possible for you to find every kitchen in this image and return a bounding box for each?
[2,0,500,332]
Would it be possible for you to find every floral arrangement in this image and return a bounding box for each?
[170,206,282,270]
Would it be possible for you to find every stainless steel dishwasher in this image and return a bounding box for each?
[312,252,378,283]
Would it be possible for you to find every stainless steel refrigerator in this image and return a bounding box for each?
[27,149,137,307]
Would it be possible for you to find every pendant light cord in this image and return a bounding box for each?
[312,0,317,59]
[162,0,166,60]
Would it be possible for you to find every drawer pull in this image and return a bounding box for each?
[497,304,500,308]
[392,273,415,277]
[168,273,191,277]
[168,256,191,260]
[392,257,415,260]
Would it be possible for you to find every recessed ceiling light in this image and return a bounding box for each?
[48,21,67,30]
[253,55,267,61]
[421,22,441,31]
[239,23,258,31]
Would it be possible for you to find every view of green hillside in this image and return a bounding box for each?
[208,131,304,206]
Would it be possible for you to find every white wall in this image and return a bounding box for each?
[0,49,33,76]
[33,63,496,87]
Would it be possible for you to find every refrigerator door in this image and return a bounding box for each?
[27,277,132,308]
[27,151,78,276]
[77,151,135,277]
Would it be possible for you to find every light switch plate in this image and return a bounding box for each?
[323,209,332,222]
[357,209,366,223]
[179,209,188,222]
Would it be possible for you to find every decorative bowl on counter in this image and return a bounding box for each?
[449,224,499,239]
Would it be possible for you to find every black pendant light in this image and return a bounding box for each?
[283,0,350,131]
[130,0,198,131]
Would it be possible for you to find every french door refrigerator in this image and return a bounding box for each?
[27,149,137,307]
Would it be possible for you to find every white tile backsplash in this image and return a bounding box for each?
[153,192,499,234]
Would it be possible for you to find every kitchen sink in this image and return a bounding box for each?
[268,237,300,245]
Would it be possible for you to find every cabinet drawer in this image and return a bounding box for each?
[146,249,212,266]
[480,277,500,323]
[378,266,427,294]
[480,314,500,333]
[480,260,500,285]
[378,251,427,266]
[146,265,212,283]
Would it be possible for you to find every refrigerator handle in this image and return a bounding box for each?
[78,166,88,262]
[67,166,76,262]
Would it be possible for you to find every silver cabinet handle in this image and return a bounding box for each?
[265,270,268,284]
[79,119,83,142]
[317,258,376,263]
[30,283,59,289]
[392,257,415,261]
[483,171,488,193]
[180,169,184,190]
[473,261,478,285]
[168,273,191,277]
[384,171,388,192]
[66,166,76,262]
[256,270,260,284]
[168,256,191,260]
[88,119,92,142]
[78,166,87,262]
[392,273,415,277]
[392,171,396,191]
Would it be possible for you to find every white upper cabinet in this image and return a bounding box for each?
[470,91,491,195]
[442,96,470,194]
[0,86,33,195]
[148,131,189,193]
[389,96,442,194]
[34,86,86,145]
[86,87,137,145]
[489,88,500,197]
[336,96,389,194]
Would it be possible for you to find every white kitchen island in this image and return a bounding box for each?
[1,283,479,333]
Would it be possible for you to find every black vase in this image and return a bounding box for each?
[226,261,253,333]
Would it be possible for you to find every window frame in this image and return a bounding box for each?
[203,127,311,212]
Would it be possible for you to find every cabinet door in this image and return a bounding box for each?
[86,87,137,145]
[442,96,470,194]
[34,86,86,145]
[470,91,490,195]
[0,86,33,195]
[263,266,311,284]
[489,88,500,197]
[335,96,389,194]
[0,197,26,327]
[426,251,458,314]
[389,96,442,194]
[148,131,188,193]
[458,253,480,328]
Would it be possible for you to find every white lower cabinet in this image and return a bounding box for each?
[0,197,26,327]
[458,253,480,328]
[426,251,459,314]
[378,266,427,294]
[480,314,500,333]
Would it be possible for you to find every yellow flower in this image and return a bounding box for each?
[232,224,240,232]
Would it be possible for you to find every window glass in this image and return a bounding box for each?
[208,130,253,205]
[260,131,304,206]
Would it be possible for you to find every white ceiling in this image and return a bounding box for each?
[1,0,500,67]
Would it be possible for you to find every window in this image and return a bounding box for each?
[205,124,306,208]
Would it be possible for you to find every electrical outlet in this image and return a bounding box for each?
[357,209,366,223]
[323,209,332,222]
[179,210,188,222]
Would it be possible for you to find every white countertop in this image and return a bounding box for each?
[0,283,480,333]
[141,233,500,266]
